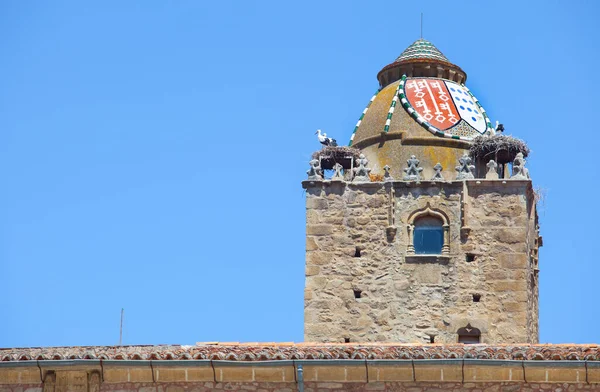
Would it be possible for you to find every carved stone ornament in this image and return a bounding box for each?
[43,371,56,392]
[486,159,499,179]
[455,153,475,180]
[511,152,529,179]
[403,155,423,181]
[383,165,394,182]
[431,162,444,181]
[306,158,323,181]
[352,154,371,182]
[89,372,101,392]
[331,162,344,181]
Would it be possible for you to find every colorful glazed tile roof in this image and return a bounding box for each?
[395,38,450,64]
[1,343,599,362]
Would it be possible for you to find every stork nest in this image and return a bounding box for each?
[312,146,361,170]
[469,135,530,164]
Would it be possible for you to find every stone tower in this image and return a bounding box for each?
[303,39,541,344]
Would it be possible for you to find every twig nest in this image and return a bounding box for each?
[312,146,361,170]
[469,135,530,164]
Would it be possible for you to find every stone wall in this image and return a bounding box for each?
[3,381,600,392]
[2,346,599,391]
[2,357,599,392]
[303,179,539,344]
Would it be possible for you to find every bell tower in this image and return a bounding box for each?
[303,39,540,344]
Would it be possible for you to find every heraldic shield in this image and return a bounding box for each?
[400,77,493,140]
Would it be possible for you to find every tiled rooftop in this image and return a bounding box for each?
[1,343,599,362]
[395,38,450,64]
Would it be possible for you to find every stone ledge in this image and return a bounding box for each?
[405,255,451,264]
[351,131,472,150]
[302,179,532,190]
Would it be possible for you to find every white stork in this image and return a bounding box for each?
[315,129,337,147]
[495,121,505,134]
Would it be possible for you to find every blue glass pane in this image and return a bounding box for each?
[414,226,443,254]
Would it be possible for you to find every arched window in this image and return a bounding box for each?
[413,216,444,254]
[457,323,481,344]
[406,203,450,255]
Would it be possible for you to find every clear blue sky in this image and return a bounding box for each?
[1,1,598,347]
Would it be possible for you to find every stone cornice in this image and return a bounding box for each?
[302,179,532,190]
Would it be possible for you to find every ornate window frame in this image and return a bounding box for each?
[457,323,481,344]
[407,203,450,255]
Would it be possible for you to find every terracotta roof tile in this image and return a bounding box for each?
[0,344,598,362]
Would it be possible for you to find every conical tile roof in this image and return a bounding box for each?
[377,38,466,87]
[395,38,450,63]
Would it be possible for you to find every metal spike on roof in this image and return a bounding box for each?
[395,38,450,63]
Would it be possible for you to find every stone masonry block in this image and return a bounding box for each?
[306,224,334,236]
[103,367,153,383]
[214,365,253,382]
[367,362,413,382]
[546,365,586,383]
[512,291,529,302]
[588,362,600,383]
[503,302,526,312]
[186,367,216,382]
[491,280,526,292]
[0,368,41,384]
[155,368,186,382]
[102,368,128,383]
[499,253,528,269]
[254,366,295,382]
[524,363,586,383]
[344,365,369,382]
[485,270,509,281]
[322,216,344,225]
[493,228,526,244]
[307,198,329,209]
[413,361,462,382]
[301,364,367,382]
[306,252,332,266]
[305,265,320,276]
[129,367,154,383]
[463,361,524,382]
[306,237,319,251]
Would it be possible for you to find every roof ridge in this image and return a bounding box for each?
[395,38,450,64]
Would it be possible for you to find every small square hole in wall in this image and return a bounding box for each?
[466,254,476,262]
[472,294,481,302]
[344,337,350,343]
[429,335,435,343]
[354,247,361,257]
[353,289,362,299]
